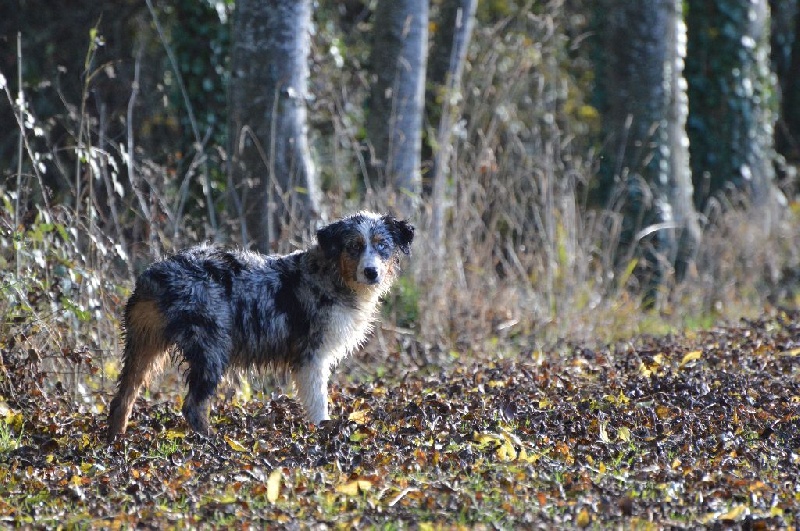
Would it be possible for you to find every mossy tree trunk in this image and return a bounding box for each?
[771,0,800,162]
[595,0,701,293]
[685,0,777,212]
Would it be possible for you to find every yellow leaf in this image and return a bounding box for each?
[335,480,361,496]
[519,448,540,464]
[165,430,185,440]
[225,436,247,452]
[640,354,666,377]
[576,507,592,527]
[604,391,630,406]
[473,432,503,447]
[5,411,23,431]
[655,405,671,419]
[348,409,369,424]
[335,479,372,495]
[617,426,631,442]
[578,104,599,121]
[598,462,606,473]
[266,469,281,503]
[679,350,702,368]
[781,347,800,357]
[496,440,517,461]
[718,505,748,521]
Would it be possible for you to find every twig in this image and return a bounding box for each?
[126,46,153,223]
[15,32,22,279]
[387,487,419,507]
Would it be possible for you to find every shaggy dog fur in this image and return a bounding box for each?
[106,212,414,441]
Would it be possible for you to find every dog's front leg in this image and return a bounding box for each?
[292,358,331,424]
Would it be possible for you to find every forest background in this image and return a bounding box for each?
[1,0,799,392]
[1,0,800,527]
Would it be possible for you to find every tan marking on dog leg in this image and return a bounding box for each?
[107,299,169,442]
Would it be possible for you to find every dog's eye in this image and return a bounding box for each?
[374,241,389,253]
[346,241,364,253]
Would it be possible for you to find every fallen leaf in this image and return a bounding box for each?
[718,504,748,521]
[576,507,591,527]
[679,350,702,368]
[336,479,372,496]
[224,436,247,452]
[337,482,359,496]
[348,409,370,424]
[266,469,281,503]
[496,439,517,461]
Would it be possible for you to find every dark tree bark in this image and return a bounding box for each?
[229,0,320,252]
[366,0,428,216]
[771,0,800,161]
[685,0,777,212]
[425,0,477,252]
[595,0,701,289]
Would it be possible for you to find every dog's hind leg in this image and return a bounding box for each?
[292,359,332,424]
[174,324,231,435]
[107,298,169,443]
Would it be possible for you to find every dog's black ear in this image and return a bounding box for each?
[317,220,346,259]
[383,215,415,255]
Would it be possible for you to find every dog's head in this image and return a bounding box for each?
[317,212,415,290]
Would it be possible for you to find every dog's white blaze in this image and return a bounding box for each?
[356,247,386,285]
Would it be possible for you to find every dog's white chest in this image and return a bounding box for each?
[321,298,378,364]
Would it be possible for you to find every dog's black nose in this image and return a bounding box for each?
[363,267,378,281]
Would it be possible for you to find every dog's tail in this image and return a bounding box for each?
[106,294,170,443]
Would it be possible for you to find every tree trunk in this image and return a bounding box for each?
[771,0,800,161]
[685,0,777,212]
[426,0,477,252]
[366,0,428,216]
[596,0,701,291]
[229,0,320,252]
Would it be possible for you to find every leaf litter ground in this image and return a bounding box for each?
[1,311,799,528]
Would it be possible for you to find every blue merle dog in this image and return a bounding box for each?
[106,212,414,441]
